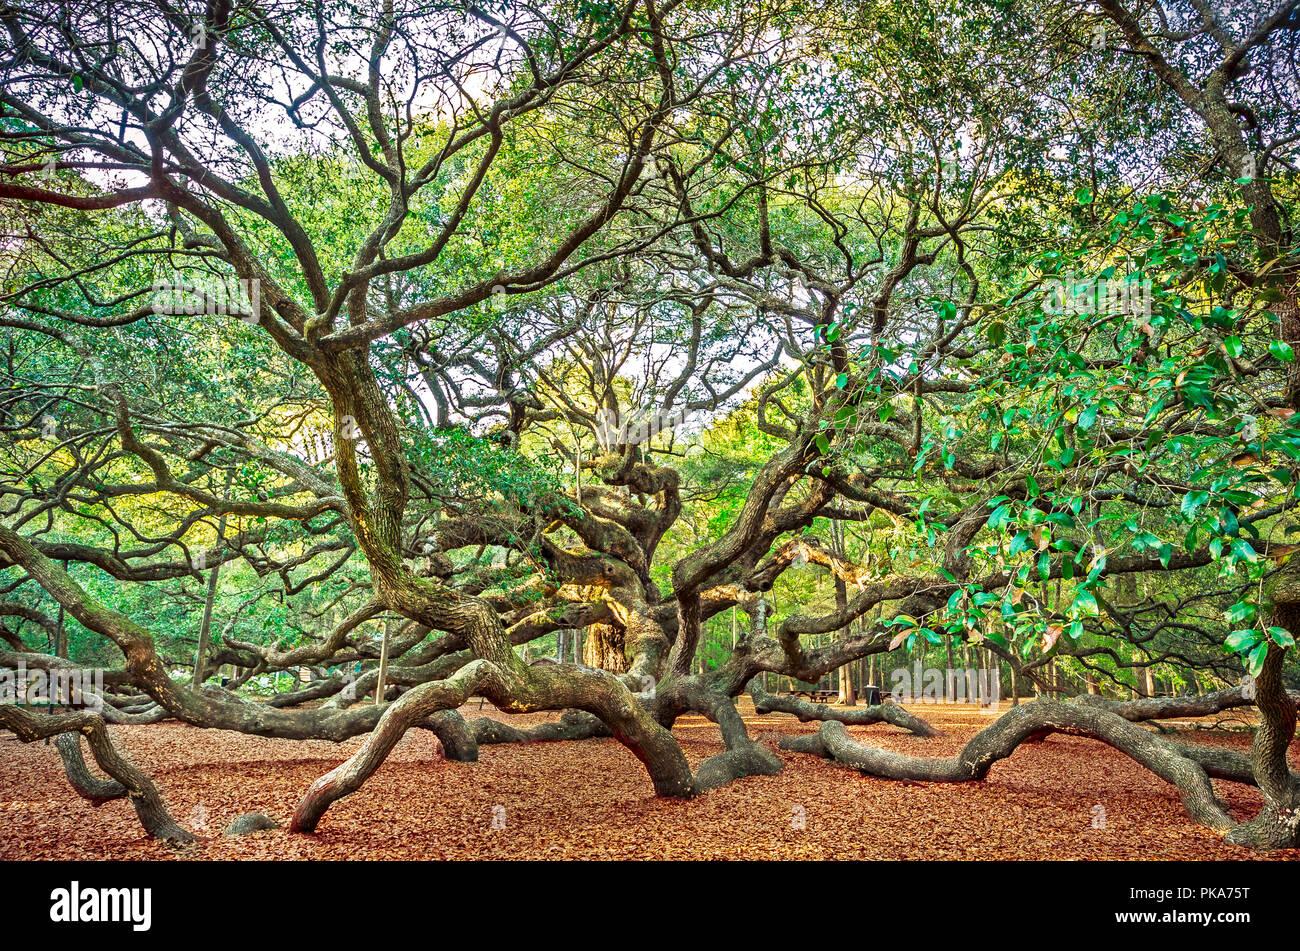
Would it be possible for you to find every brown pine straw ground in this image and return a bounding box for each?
[1,698,1297,860]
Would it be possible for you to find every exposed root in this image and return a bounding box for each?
[224,813,280,835]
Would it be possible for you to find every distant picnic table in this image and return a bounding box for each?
[780,688,840,704]
[778,685,884,705]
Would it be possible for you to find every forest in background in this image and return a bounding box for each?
[1,0,1299,851]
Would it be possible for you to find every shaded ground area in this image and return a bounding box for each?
[1,699,1296,860]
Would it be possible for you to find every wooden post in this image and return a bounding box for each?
[50,574,65,721]
[192,471,234,686]
[373,619,393,705]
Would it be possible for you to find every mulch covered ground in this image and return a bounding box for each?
[1,699,1297,860]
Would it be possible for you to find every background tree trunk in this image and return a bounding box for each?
[191,474,233,686]
[582,623,629,673]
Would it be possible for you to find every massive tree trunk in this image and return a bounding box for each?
[582,622,629,673]
[1225,567,1300,849]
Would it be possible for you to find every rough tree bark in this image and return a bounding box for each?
[582,622,630,673]
[781,698,1233,833]
[1225,562,1300,849]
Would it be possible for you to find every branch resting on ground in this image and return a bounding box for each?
[0,705,195,844]
[779,698,1235,833]
[748,679,937,736]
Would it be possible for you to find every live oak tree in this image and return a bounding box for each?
[1,0,1298,849]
